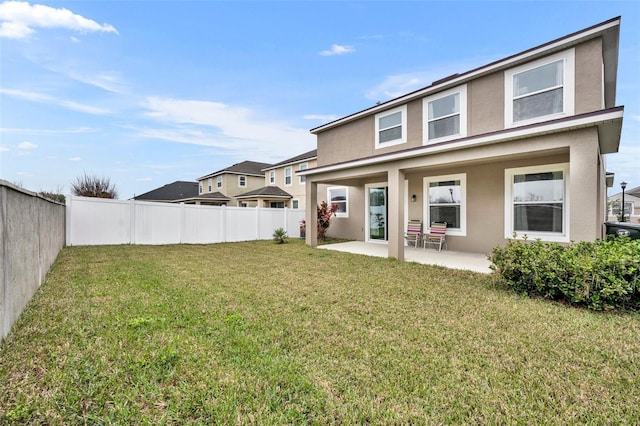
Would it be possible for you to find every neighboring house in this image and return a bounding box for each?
[133,181,198,202]
[608,185,640,223]
[237,149,317,208]
[183,161,272,206]
[300,17,623,259]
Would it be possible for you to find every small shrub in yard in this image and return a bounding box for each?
[272,227,288,244]
[489,236,640,311]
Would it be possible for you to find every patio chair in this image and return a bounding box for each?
[424,222,447,251]
[404,220,422,248]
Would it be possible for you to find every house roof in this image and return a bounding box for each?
[175,192,231,203]
[610,185,640,198]
[311,16,620,134]
[235,186,292,199]
[263,149,317,171]
[198,160,273,181]
[134,181,198,201]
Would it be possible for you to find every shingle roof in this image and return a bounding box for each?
[198,160,273,180]
[182,192,230,201]
[263,149,317,170]
[134,181,198,201]
[235,186,292,199]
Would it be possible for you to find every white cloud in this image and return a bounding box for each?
[138,97,315,160]
[0,126,97,135]
[136,177,152,182]
[303,114,339,122]
[17,141,37,149]
[320,44,355,56]
[0,88,111,115]
[0,1,118,39]
[68,156,81,161]
[0,146,10,152]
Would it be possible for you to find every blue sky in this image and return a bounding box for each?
[1,1,639,199]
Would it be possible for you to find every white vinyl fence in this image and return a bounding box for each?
[66,195,305,246]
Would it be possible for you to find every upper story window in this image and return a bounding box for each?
[207,178,212,192]
[284,167,292,186]
[238,175,247,187]
[299,163,308,184]
[423,85,467,144]
[199,184,203,194]
[269,170,275,185]
[505,49,575,127]
[375,105,407,149]
[217,176,222,188]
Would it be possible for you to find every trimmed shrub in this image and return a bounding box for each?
[489,237,640,311]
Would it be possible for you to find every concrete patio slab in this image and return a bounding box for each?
[318,241,492,273]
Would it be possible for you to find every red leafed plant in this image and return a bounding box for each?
[317,201,339,240]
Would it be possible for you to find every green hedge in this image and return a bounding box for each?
[489,237,640,311]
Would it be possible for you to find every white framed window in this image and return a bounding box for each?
[207,178,212,192]
[327,186,348,218]
[217,176,222,189]
[284,167,292,186]
[199,184,203,194]
[292,199,299,209]
[423,174,467,236]
[270,201,285,209]
[504,163,569,242]
[239,175,247,187]
[299,163,308,184]
[269,170,275,185]
[505,49,575,127]
[423,85,467,144]
[610,201,634,219]
[375,105,407,149]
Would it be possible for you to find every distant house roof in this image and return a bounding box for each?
[176,191,231,203]
[198,160,273,180]
[263,149,317,171]
[134,181,198,202]
[235,186,292,199]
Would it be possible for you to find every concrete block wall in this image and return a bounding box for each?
[0,180,66,342]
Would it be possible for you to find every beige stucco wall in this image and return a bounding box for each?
[317,38,606,170]
[199,174,264,198]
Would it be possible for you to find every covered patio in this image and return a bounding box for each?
[318,241,492,273]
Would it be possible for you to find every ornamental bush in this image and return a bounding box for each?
[489,237,640,311]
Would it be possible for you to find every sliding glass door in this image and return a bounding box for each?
[367,185,387,242]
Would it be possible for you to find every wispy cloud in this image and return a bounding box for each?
[68,156,81,162]
[17,141,37,149]
[303,114,339,123]
[320,44,355,56]
[138,97,315,160]
[0,1,118,39]
[0,88,111,115]
[0,126,97,135]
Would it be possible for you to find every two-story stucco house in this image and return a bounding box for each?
[183,161,272,205]
[301,17,624,260]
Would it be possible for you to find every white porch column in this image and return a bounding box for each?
[306,180,318,247]
[388,167,405,260]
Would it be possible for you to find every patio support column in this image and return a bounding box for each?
[387,167,405,261]
[306,180,318,247]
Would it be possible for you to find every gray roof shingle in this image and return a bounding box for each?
[134,181,198,201]
[263,149,317,170]
[198,160,273,180]
[235,186,292,199]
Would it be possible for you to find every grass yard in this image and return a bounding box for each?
[1,240,639,424]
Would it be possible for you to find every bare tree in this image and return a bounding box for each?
[71,173,118,199]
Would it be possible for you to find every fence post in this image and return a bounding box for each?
[255,206,260,240]
[129,199,136,244]
[65,195,72,245]
[284,207,288,236]
[179,203,186,244]
[221,205,226,243]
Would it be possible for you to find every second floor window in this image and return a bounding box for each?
[375,105,407,149]
[424,85,467,143]
[217,176,222,188]
[505,49,574,127]
[285,167,292,186]
[207,178,212,192]
[269,170,275,184]
[299,163,308,184]
[239,176,247,187]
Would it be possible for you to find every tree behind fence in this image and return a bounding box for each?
[66,196,305,246]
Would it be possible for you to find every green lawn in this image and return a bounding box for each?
[1,240,639,424]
